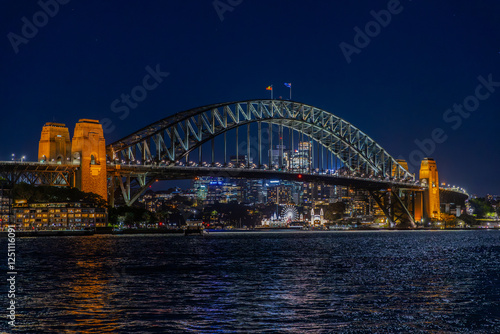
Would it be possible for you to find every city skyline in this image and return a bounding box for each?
[1,1,500,196]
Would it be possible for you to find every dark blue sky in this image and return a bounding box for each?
[1,0,499,196]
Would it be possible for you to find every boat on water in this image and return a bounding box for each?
[184,220,207,236]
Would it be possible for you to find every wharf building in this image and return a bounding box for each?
[12,201,107,230]
[0,189,12,227]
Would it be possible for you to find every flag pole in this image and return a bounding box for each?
[284,83,292,100]
[266,85,274,99]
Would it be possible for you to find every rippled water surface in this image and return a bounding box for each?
[2,230,500,333]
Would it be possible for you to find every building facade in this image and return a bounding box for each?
[12,202,107,230]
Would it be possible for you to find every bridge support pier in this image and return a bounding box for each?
[110,173,155,207]
[370,188,416,228]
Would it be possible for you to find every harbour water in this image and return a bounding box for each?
[1,230,500,333]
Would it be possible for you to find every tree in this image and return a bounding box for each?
[469,198,494,218]
[12,183,36,202]
[319,202,346,222]
[454,213,477,227]
[11,183,107,208]
[442,213,456,228]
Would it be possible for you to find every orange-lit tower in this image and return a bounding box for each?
[38,123,72,163]
[71,119,107,201]
[392,159,409,177]
[419,158,440,220]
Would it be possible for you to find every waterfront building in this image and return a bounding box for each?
[0,189,12,227]
[310,208,326,226]
[12,201,107,230]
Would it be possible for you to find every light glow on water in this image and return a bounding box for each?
[2,231,499,333]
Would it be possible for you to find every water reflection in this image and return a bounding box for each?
[1,231,499,333]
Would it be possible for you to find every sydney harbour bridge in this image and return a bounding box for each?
[0,99,468,228]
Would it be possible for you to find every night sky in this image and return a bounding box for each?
[1,0,499,196]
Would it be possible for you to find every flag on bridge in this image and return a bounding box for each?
[284,83,292,99]
[266,85,273,99]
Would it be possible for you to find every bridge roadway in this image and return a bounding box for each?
[107,163,424,191]
[0,161,469,197]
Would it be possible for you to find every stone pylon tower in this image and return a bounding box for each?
[419,158,440,220]
[38,123,72,163]
[392,159,409,177]
[71,119,107,201]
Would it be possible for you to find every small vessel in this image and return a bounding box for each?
[184,220,206,236]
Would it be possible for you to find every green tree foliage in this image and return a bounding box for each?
[469,198,494,218]
[170,194,193,206]
[454,213,477,227]
[108,206,157,226]
[318,202,346,221]
[202,202,255,227]
[12,183,107,208]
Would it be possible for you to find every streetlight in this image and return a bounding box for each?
[11,154,15,161]
[21,156,26,162]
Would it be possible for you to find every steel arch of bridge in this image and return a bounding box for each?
[107,100,412,179]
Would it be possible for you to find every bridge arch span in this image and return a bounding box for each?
[107,100,412,179]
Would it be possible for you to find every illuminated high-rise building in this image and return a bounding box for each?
[290,141,312,172]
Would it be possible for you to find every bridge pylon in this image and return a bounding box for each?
[38,122,72,164]
[415,158,440,222]
[71,119,108,201]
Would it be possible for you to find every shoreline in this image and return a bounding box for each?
[1,227,498,237]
